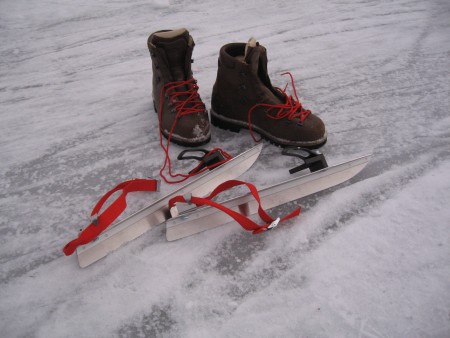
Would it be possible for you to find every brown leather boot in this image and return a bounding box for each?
[148,28,211,146]
[211,38,327,148]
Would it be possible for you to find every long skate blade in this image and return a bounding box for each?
[76,143,263,268]
[166,154,371,240]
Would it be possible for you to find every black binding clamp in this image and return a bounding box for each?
[177,149,227,174]
[282,147,328,174]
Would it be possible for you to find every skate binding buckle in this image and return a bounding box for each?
[266,217,281,231]
[177,148,228,174]
[282,147,328,174]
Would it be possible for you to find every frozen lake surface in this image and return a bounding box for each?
[1,0,449,337]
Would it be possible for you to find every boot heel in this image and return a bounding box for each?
[211,112,242,133]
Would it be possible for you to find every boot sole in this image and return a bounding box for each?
[153,101,211,147]
[211,109,327,149]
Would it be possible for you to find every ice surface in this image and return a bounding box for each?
[1,0,449,337]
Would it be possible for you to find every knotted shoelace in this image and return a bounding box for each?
[247,72,311,142]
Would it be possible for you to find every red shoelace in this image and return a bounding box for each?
[247,72,311,142]
[158,78,231,184]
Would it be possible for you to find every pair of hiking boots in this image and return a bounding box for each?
[147,28,327,149]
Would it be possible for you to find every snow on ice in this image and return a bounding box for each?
[1,0,449,337]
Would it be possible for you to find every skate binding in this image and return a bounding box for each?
[177,148,229,174]
[282,147,328,174]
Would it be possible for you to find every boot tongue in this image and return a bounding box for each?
[244,37,258,64]
[243,37,267,75]
[153,28,190,81]
[243,38,284,104]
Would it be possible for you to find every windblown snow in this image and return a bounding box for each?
[1,0,449,337]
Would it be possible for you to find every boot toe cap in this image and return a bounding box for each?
[171,111,211,145]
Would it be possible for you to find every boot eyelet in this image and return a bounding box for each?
[239,84,247,90]
[239,71,247,77]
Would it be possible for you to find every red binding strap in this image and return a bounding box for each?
[63,178,159,256]
[169,180,300,234]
